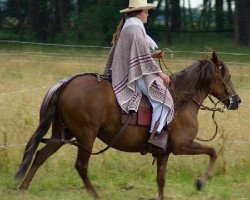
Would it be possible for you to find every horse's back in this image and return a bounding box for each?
[59,75,121,133]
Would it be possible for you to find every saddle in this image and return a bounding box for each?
[121,95,152,127]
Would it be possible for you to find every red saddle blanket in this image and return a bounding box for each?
[121,95,152,127]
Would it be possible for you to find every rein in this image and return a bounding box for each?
[193,95,225,142]
[42,112,133,155]
[194,66,235,142]
[158,48,173,75]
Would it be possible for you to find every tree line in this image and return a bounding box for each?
[0,0,250,45]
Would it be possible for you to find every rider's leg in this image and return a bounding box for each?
[148,101,169,152]
[149,100,169,133]
[136,78,169,152]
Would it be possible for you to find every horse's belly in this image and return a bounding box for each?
[98,125,148,152]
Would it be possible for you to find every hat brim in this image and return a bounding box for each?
[120,4,156,13]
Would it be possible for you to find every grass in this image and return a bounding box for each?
[0,150,249,200]
[0,41,250,200]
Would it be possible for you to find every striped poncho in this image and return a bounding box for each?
[105,22,174,124]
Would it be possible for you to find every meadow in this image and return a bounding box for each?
[0,41,249,200]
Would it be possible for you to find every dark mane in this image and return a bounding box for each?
[170,59,217,112]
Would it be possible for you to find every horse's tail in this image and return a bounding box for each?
[15,82,63,182]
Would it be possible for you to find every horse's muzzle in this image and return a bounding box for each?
[223,95,241,110]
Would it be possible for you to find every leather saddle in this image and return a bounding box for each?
[121,95,152,127]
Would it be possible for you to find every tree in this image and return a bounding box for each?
[77,0,92,14]
[4,0,28,38]
[170,0,181,31]
[28,0,49,41]
[226,0,234,29]
[16,0,28,39]
[198,0,212,31]
[57,0,72,39]
[149,0,163,27]
[182,0,187,31]
[0,0,4,28]
[165,0,171,43]
[77,0,84,13]
[187,0,194,30]
[215,0,224,32]
[76,0,127,44]
[235,0,250,45]
[247,1,250,44]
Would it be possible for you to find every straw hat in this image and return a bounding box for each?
[120,0,156,13]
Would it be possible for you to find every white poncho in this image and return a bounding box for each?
[105,18,174,124]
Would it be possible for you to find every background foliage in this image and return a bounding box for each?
[0,0,250,45]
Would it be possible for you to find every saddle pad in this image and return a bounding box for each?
[121,95,152,127]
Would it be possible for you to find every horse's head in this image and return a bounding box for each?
[209,52,241,110]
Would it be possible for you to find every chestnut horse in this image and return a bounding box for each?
[15,52,241,199]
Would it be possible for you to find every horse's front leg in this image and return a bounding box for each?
[172,141,218,190]
[194,142,218,190]
[157,153,170,200]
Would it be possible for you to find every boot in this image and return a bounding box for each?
[148,130,168,153]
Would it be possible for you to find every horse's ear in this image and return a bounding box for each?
[212,51,220,66]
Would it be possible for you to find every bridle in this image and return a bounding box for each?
[216,68,233,95]
[158,51,235,108]
[159,53,236,142]
[194,60,237,141]
[214,63,240,110]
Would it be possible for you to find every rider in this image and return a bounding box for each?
[103,0,174,153]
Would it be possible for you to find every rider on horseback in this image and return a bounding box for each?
[103,0,174,153]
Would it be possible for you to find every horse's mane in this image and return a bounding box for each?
[170,58,217,112]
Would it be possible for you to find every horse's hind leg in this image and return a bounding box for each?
[75,148,99,199]
[19,122,72,191]
[172,141,217,190]
[157,153,170,200]
[18,142,64,191]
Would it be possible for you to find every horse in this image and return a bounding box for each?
[15,52,241,199]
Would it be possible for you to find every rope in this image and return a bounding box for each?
[193,96,225,142]
[0,143,27,149]
[158,48,174,75]
[1,140,249,150]
[0,86,49,96]
[0,40,111,49]
[173,50,250,56]
[41,112,133,155]
[2,39,250,56]
[0,58,104,66]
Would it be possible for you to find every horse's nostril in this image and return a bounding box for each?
[236,96,241,104]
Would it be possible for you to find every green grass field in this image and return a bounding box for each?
[0,42,249,200]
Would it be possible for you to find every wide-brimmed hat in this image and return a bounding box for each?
[120,0,156,13]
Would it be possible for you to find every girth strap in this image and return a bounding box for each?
[41,112,133,155]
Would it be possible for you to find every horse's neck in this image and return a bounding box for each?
[180,91,208,117]
[192,91,208,106]
[170,87,208,114]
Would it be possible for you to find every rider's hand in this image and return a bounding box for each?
[159,72,170,86]
[162,76,170,86]
[151,50,164,59]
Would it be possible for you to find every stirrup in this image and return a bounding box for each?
[148,131,168,153]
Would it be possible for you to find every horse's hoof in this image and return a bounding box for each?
[17,184,29,194]
[195,178,205,190]
[17,187,26,194]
